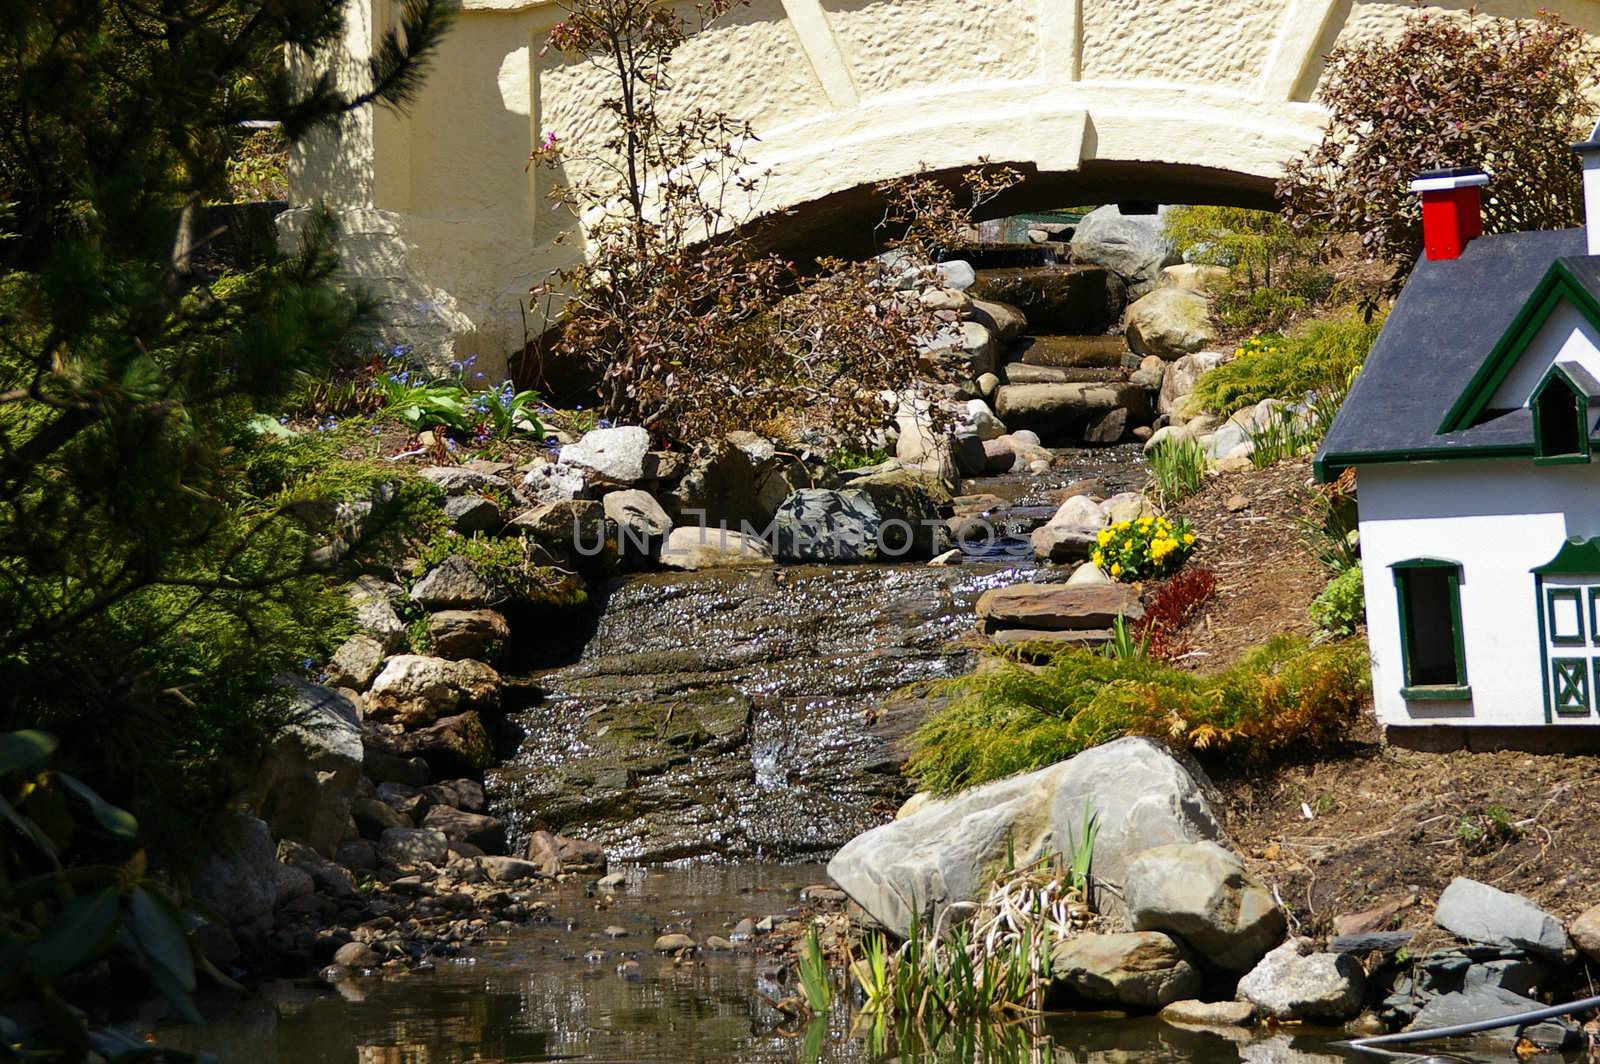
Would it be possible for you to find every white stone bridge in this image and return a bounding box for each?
[288,0,1600,373]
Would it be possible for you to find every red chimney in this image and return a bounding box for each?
[1410,167,1490,261]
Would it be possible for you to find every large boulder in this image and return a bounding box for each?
[993,383,1151,440]
[967,298,1027,342]
[658,526,774,570]
[247,679,362,855]
[665,437,769,529]
[560,426,652,484]
[1122,841,1286,971]
[919,321,997,378]
[1124,288,1216,361]
[1049,932,1202,1009]
[826,737,1226,936]
[772,489,886,563]
[1434,877,1569,958]
[324,634,386,690]
[1069,204,1180,299]
[188,814,277,927]
[365,655,501,728]
[389,711,495,779]
[849,466,951,557]
[975,583,1142,633]
[1236,938,1366,1022]
[1158,352,1224,418]
[1405,985,1579,1048]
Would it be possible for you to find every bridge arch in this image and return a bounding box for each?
[286,0,1600,372]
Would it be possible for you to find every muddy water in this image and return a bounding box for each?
[165,864,1476,1063]
[487,446,1149,863]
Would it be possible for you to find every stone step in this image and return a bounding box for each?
[975,582,1142,632]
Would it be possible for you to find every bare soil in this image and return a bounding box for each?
[1170,457,1600,935]
[1170,457,1327,668]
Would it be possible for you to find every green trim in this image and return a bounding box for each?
[1400,684,1473,701]
[1547,587,1586,646]
[1538,574,1554,723]
[1533,537,1600,576]
[1588,587,1600,646]
[1392,558,1469,697]
[1552,657,1592,714]
[1441,261,1600,432]
[1530,362,1593,463]
[1314,443,1533,483]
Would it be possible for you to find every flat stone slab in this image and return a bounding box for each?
[1434,877,1568,958]
[990,628,1114,649]
[975,582,1143,632]
[1331,931,1413,954]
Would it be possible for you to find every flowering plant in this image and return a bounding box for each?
[1091,516,1197,582]
[1232,334,1286,361]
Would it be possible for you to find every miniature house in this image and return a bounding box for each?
[1315,126,1600,743]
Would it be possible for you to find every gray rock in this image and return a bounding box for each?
[277,838,357,897]
[1030,524,1098,563]
[1236,937,1366,1022]
[271,861,314,906]
[422,778,486,813]
[349,577,407,652]
[1463,958,1544,997]
[826,737,1226,936]
[443,494,501,534]
[352,796,409,836]
[336,839,378,872]
[325,634,386,691]
[1123,841,1286,971]
[1050,932,1202,1009]
[419,466,510,495]
[938,260,976,290]
[561,426,652,484]
[773,489,884,563]
[410,556,496,609]
[1123,288,1216,361]
[426,608,511,661]
[1331,931,1413,954]
[1434,877,1569,958]
[1406,984,1577,1048]
[968,299,1027,342]
[247,679,363,855]
[1158,351,1225,417]
[479,856,546,883]
[365,655,500,728]
[1069,204,1180,299]
[951,433,988,478]
[333,942,381,969]
[1204,423,1250,462]
[378,827,451,867]
[521,459,590,503]
[604,488,672,558]
[508,498,605,548]
[665,438,769,529]
[189,814,278,927]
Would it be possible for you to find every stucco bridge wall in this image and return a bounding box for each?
[284,0,1600,375]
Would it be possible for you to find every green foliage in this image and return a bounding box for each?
[417,533,588,608]
[1456,804,1520,855]
[1100,616,1147,662]
[0,0,453,873]
[907,636,1371,795]
[797,925,833,1015]
[1163,206,1334,332]
[1190,307,1384,418]
[220,128,288,203]
[374,361,546,441]
[1065,804,1098,897]
[1146,436,1208,507]
[829,446,890,471]
[1246,406,1324,469]
[1279,11,1596,279]
[1297,483,1360,576]
[1310,564,1366,636]
[1090,515,1196,582]
[1,731,225,1059]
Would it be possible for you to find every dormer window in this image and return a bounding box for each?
[1532,362,1598,464]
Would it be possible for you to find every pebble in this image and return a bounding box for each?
[1224,494,1249,512]
[616,960,641,979]
[801,885,846,904]
[597,871,626,890]
[730,918,755,942]
[584,949,607,963]
[654,933,697,952]
[603,925,628,938]
[332,942,381,969]
[755,916,775,934]
[703,936,735,951]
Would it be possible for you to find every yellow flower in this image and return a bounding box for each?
[1091,550,1105,567]
[1234,347,1244,358]
[1183,533,1196,545]
[1097,529,1111,547]
[1110,562,1122,578]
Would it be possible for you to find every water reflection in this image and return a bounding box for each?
[164,865,1493,1063]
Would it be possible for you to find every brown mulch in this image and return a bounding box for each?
[1163,457,1600,937]
[1168,457,1327,669]
[1213,744,1600,940]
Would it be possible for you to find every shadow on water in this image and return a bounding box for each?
[162,866,1491,1064]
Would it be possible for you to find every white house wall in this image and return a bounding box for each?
[1359,460,1600,728]
[1487,300,1600,410]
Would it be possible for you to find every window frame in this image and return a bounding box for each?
[1531,365,1593,466]
[1391,558,1470,701]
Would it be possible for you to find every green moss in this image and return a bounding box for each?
[906,636,1371,795]
[416,532,588,609]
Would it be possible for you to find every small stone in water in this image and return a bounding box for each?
[755,916,775,934]
[703,936,735,951]
[598,871,626,890]
[655,933,697,952]
[603,925,628,938]
[800,885,846,904]
[730,918,755,942]
[616,960,641,979]
[584,949,607,963]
